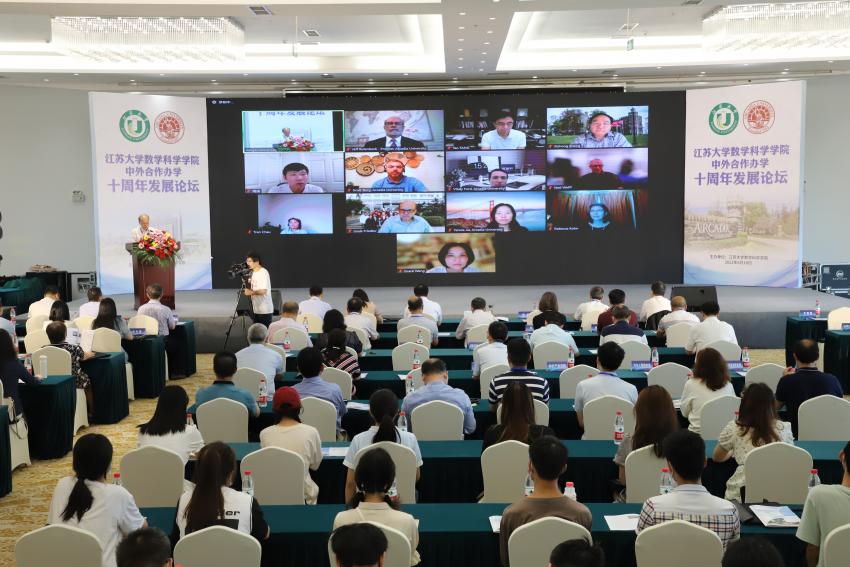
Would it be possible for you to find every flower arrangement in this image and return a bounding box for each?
[132,229,181,266]
[273,136,315,152]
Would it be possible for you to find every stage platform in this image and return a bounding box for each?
[63,285,850,353]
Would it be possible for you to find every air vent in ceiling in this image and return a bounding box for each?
[248,6,273,16]
[487,72,509,76]
[303,29,320,37]
[600,69,617,75]
[299,41,320,46]
[681,0,703,5]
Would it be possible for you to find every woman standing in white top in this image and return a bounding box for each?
[680,347,737,434]
[48,434,146,567]
[259,386,322,504]
[334,447,421,565]
[137,385,204,465]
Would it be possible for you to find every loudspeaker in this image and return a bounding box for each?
[670,285,718,312]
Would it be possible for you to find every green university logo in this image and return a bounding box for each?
[708,102,739,135]
[119,110,150,142]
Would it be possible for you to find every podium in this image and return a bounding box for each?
[125,243,176,309]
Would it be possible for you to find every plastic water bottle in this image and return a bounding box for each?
[524,323,533,341]
[282,332,291,350]
[412,350,421,371]
[10,307,16,325]
[416,329,424,345]
[243,470,254,497]
[742,347,751,369]
[524,474,535,496]
[388,480,399,500]
[23,355,33,375]
[186,413,194,427]
[660,468,675,494]
[563,481,577,500]
[809,469,821,492]
[38,355,48,379]
[815,300,822,317]
[471,359,479,376]
[651,347,659,368]
[258,379,268,408]
[613,411,625,445]
[397,411,408,432]
[405,373,415,395]
[113,472,122,486]
[567,347,575,368]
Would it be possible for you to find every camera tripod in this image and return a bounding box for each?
[223,278,253,350]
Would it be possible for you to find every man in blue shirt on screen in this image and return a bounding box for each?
[402,358,476,435]
[378,201,432,233]
[371,159,426,192]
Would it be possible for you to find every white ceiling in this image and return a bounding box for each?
[0,0,847,93]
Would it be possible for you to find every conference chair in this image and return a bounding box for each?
[345,346,359,359]
[405,367,425,390]
[647,362,691,399]
[2,381,31,470]
[23,329,50,354]
[347,325,371,352]
[269,326,309,350]
[465,323,489,347]
[410,400,464,440]
[508,517,591,567]
[624,445,668,503]
[391,342,430,371]
[703,339,742,361]
[634,520,723,567]
[173,525,262,567]
[619,341,652,370]
[495,399,550,427]
[91,327,135,400]
[233,367,265,399]
[580,305,609,331]
[558,365,599,399]
[241,447,307,505]
[196,398,249,443]
[525,309,541,325]
[72,315,94,331]
[32,346,88,433]
[664,322,696,348]
[582,396,635,440]
[743,362,785,393]
[120,446,184,507]
[822,523,850,567]
[744,443,812,504]
[698,395,740,440]
[15,524,103,567]
[798,395,850,441]
[24,315,47,334]
[327,522,412,567]
[532,341,572,370]
[321,367,353,400]
[480,440,529,503]
[354,443,418,504]
[264,343,286,358]
[128,314,159,335]
[362,310,378,329]
[397,325,433,346]
[645,310,670,331]
[301,397,338,442]
[827,307,850,331]
[479,363,510,400]
[297,312,323,334]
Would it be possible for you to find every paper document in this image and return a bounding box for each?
[588,349,598,355]
[672,399,682,410]
[496,316,509,322]
[438,332,452,337]
[79,330,94,353]
[489,515,502,533]
[398,374,408,380]
[359,372,368,379]
[321,447,349,457]
[605,514,640,531]
[750,505,800,527]
[346,401,371,411]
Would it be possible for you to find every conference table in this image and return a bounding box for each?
[824,330,850,392]
[19,375,75,459]
[82,352,129,424]
[366,330,663,350]
[0,403,11,497]
[123,335,167,398]
[785,316,828,366]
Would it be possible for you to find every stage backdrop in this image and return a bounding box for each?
[90,92,212,294]
[684,81,805,287]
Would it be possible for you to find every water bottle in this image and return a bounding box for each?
[563,481,577,500]
[38,355,48,379]
[10,307,16,326]
[412,350,421,371]
[283,332,291,350]
[524,474,534,496]
[591,324,598,333]
[471,359,479,376]
[243,470,254,497]
[258,379,268,408]
[388,480,399,500]
[186,412,194,427]
[809,469,821,492]
[524,323,533,341]
[742,347,751,369]
[659,467,675,494]
[815,300,822,317]
[567,347,575,368]
[651,347,659,368]
[405,373,414,395]
[613,411,625,445]
[397,411,408,432]
[113,472,122,486]
[416,329,424,345]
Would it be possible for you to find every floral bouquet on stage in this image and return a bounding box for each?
[132,228,181,266]
[273,136,315,152]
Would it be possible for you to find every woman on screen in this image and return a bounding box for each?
[583,203,618,232]
[426,243,480,273]
[281,217,307,235]
[484,203,528,232]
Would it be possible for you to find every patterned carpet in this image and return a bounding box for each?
[0,350,787,565]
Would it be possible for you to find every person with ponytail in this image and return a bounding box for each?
[481,381,555,453]
[48,433,146,567]
[343,389,422,503]
[137,385,204,465]
[333,447,421,565]
[175,441,269,541]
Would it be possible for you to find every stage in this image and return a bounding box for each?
[57,284,850,353]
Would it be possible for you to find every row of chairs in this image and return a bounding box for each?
[23,314,160,336]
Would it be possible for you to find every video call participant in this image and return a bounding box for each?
[480,113,527,150]
[281,218,308,234]
[244,252,273,327]
[574,159,624,190]
[377,201,432,233]
[370,159,426,192]
[583,203,618,232]
[489,168,509,188]
[269,163,324,194]
[570,111,633,149]
[485,203,528,232]
[426,242,480,273]
[363,115,426,150]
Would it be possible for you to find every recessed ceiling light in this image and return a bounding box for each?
[159,73,165,76]
[486,30,493,34]
[459,26,465,30]
[489,17,496,20]
[743,63,749,66]
[484,42,490,45]
[656,66,663,69]
[452,77,458,81]
[43,78,49,82]
[458,48,464,51]
[368,78,374,82]
[458,66,464,69]
[74,73,80,76]
[783,68,790,71]
[291,79,296,82]
[403,72,409,76]
[572,69,578,72]
[322,73,331,77]
[458,57,464,60]
[828,60,834,63]
[211,79,217,82]
[479,68,484,71]
[458,12,466,16]
[613,74,619,77]
[458,38,464,42]
[532,76,538,79]
[129,79,136,82]
[781,71,789,74]
[482,52,488,55]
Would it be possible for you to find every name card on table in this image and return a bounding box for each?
[547,361,568,371]
[631,361,653,372]
[467,342,481,351]
[843,323,850,332]
[799,310,816,319]
[130,327,146,338]
[591,324,598,333]
[727,361,744,372]
[517,311,530,320]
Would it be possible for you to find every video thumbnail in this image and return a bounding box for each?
[396,233,496,273]
[242,110,343,153]
[344,110,444,152]
[547,189,647,232]
[343,193,446,234]
[546,106,649,149]
[547,148,648,190]
[254,194,333,235]
[446,192,546,232]
[244,152,344,194]
[445,150,546,191]
[344,151,444,193]
[445,105,546,151]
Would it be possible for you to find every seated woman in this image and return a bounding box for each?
[333,447,421,566]
[48,433,146,567]
[92,298,132,362]
[259,387,322,504]
[321,328,361,380]
[0,329,39,418]
[175,442,270,541]
[353,288,383,325]
[314,309,362,354]
[482,381,555,453]
[713,383,794,501]
[46,321,95,416]
[681,347,737,434]
[531,291,566,329]
[45,300,81,345]
[137,385,204,465]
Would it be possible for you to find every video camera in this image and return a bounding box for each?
[227,261,252,279]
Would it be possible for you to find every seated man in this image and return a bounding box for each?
[549,540,605,567]
[267,301,313,347]
[292,347,347,431]
[78,286,102,318]
[195,351,260,417]
[455,297,496,340]
[402,358,476,435]
[499,436,592,567]
[397,296,439,347]
[403,284,443,324]
[637,430,740,549]
[657,296,700,335]
[235,323,284,382]
[488,338,550,407]
[529,311,579,352]
[776,339,843,437]
[299,286,333,319]
[344,297,379,342]
[116,527,172,567]
[574,286,607,321]
[685,300,737,354]
[600,305,648,345]
[473,321,509,379]
[269,162,324,193]
[29,285,60,319]
[574,342,638,428]
[595,289,637,333]
[639,281,672,322]
[330,523,388,567]
[136,283,176,337]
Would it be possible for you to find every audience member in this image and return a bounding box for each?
[266,301,313,347]
[259,387,322,504]
[488,338,550,407]
[574,286,607,322]
[599,305,648,345]
[397,297,439,346]
[636,430,740,549]
[48,433,146,567]
[343,389,423,503]
[78,287,103,319]
[595,289,637,332]
[299,286,333,319]
[315,309,363,354]
[680,347,736,434]
[574,342,638,429]
[657,295,700,334]
[330,523,388,567]
[482,381,555,452]
[235,323,284,382]
[353,288,383,325]
[92,297,133,342]
[293,347,347,430]
[402,358,476,435]
[46,321,94,415]
[455,297,497,340]
[722,537,785,567]
[0,329,38,418]
[46,300,81,345]
[28,284,60,319]
[472,321,509,378]
[639,281,672,322]
[0,302,14,337]
[532,291,567,330]
[549,539,606,567]
[116,526,173,567]
[499,436,593,566]
[245,252,273,327]
[136,283,175,337]
[195,351,260,417]
[776,338,843,437]
[403,284,442,324]
[137,385,203,465]
[344,297,379,342]
[530,310,579,352]
[713,383,794,501]
[685,300,737,354]
[334,448,421,565]
[321,328,362,379]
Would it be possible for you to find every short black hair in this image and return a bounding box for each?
[471,297,486,310]
[488,321,508,342]
[549,539,606,567]
[246,251,261,264]
[611,305,631,321]
[116,527,171,567]
[297,347,323,378]
[413,284,429,297]
[283,162,309,175]
[489,168,508,179]
[701,300,720,316]
[493,111,514,122]
[722,537,785,567]
[347,297,363,313]
[421,357,447,376]
[46,321,67,344]
[529,435,568,481]
[589,111,614,125]
[608,288,626,305]
[542,310,563,326]
[407,296,424,312]
[330,523,388,567]
[213,351,237,379]
[597,341,625,371]
[589,286,604,300]
[309,285,323,297]
[794,339,819,364]
[651,281,666,296]
[87,287,102,302]
[44,285,60,296]
[507,337,531,367]
[662,430,705,482]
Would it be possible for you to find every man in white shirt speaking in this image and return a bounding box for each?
[130,213,152,242]
[244,252,273,327]
[685,300,738,354]
[480,112,527,150]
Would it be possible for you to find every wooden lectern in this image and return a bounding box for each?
[125,243,177,309]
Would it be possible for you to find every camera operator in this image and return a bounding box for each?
[244,252,273,327]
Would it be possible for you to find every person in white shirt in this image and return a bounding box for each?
[680,347,737,433]
[136,385,204,465]
[472,321,509,378]
[529,312,579,352]
[345,297,379,342]
[397,297,439,346]
[267,162,324,193]
[574,342,638,429]
[236,323,284,382]
[130,213,152,242]
[78,286,102,318]
[574,286,608,321]
[403,284,442,324]
[244,252,273,328]
[657,296,700,335]
[639,281,672,322]
[266,301,313,347]
[28,285,60,319]
[685,301,738,354]
[480,112,527,150]
[48,433,146,567]
[455,297,497,340]
[299,285,333,320]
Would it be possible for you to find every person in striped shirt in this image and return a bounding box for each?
[320,328,361,380]
[487,338,550,409]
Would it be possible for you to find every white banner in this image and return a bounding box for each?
[90,92,212,294]
[684,81,805,287]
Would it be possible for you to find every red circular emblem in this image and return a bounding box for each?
[744,100,775,134]
[155,111,185,144]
